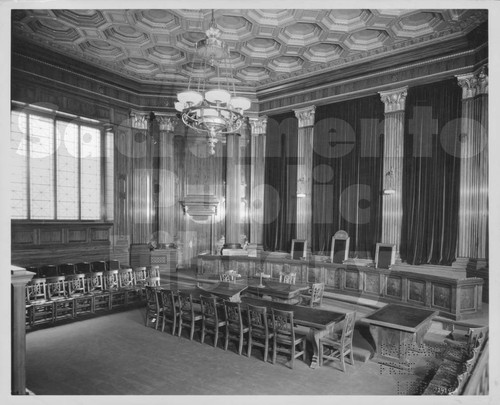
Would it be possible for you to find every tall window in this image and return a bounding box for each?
[10,107,114,221]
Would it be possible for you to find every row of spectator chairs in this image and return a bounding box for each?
[25,261,161,328]
[422,325,489,395]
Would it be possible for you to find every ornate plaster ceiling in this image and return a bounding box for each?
[12,9,487,89]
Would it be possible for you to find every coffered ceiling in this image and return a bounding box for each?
[12,9,487,90]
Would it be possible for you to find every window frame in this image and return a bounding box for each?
[10,103,113,223]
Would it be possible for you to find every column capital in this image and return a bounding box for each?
[456,66,488,99]
[155,113,178,132]
[379,86,408,113]
[294,105,316,128]
[249,116,267,136]
[129,110,149,130]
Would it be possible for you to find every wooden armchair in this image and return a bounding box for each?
[47,276,74,321]
[271,308,307,369]
[26,278,54,326]
[319,311,356,372]
[66,273,93,315]
[224,301,249,355]
[247,304,274,363]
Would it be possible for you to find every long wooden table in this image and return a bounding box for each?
[243,279,310,304]
[241,297,345,369]
[161,283,248,302]
[363,303,438,368]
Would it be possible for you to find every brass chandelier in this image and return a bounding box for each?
[175,10,251,155]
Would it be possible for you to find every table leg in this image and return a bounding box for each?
[308,324,335,369]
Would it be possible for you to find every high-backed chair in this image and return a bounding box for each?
[279,272,296,284]
[149,265,160,279]
[118,268,140,305]
[26,277,54,326]
[87,271,110,312]
[247,304,274,363]
[177,291,203,341]
[220,273,232,282]
[145,285,161,330]
[59,263,76,276]
[319,311,356,372]
[66,273,93,315]
[271,308,307,369]
[133,267,149,296]
[158,289,178,335]
[47,276,74,321]
[300,282,325,307]
[200,295,226,347]
[103,269,126,309]
[224,301,249,355]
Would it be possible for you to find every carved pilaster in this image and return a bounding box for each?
[156,113,177,133]
[248,116,267,256]
[294,105,316,128]
[294,106,316,244]
[379,87,408,113]
[379,87,408,254]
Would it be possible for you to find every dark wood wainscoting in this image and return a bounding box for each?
[11,221,115,268]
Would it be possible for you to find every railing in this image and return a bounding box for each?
[462,339,489,395]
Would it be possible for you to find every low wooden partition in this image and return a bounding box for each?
[197,254,483,320]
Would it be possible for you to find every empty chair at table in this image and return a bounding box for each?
[300,282,325,307]
[134,267,149,293]
[271,308,307,369]
[247,304,274,362]
[224,301,249,355]
[158,289,178,335]
[59,263,76,276]
[177,291,203,341]
[200,295,226,347]
[279,272,296,285]
[319,311,356,372]
[145,285,161,330]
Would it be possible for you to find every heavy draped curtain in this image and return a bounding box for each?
[312,95,384,258]
[400,80,461,265]
[263,113,298,252]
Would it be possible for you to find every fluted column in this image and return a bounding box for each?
[157,114,177,244]
[294,105,316,247]
[224,131,242,251]
[247,116,267,257]
[456,67,488,262]
[11,266,35,395]
[379,87,408,256]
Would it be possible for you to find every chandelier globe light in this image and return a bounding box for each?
[175,10,251,155]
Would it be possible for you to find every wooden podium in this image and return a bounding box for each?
[130,244,177,276]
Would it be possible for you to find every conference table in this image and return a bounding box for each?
[243,278,310,304]
[241,296,345,369]
[363,303,438,368]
